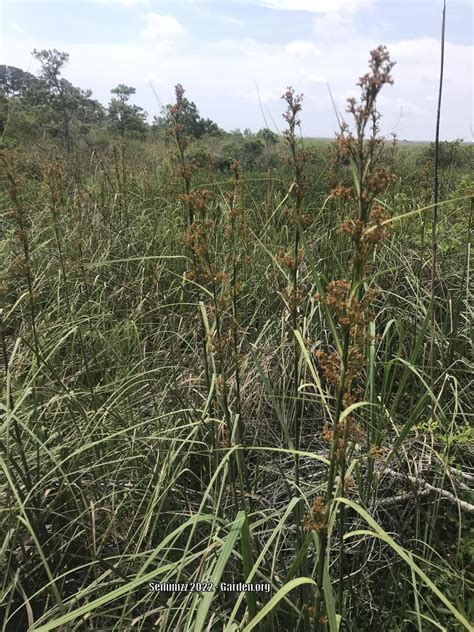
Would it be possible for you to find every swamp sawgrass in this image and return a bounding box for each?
[0,41,473,632]
[302,45,397,628]
[278,86,311,616]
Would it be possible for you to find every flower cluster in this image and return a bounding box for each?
[340,204,391,276]
[303,496,327,533]
[276,245,305,271]
[281,285,306,311]
[182,217,216,281]
[331,46,396,231]
[346,45,395,137]
[321,417,364,461]
[179,188,212,220]
[167,84,200,226]
[281,87,310,213]
[283,206,311,226]
[314,279,380,457]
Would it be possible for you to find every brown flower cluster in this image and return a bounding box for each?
[330,46,396,238]
[363,167,396,201]
[179,189,212,220]
[276,245,305,271]
[43,162,68,214]
[168,84,189,147]
[224,161,251,245]
[212,329,235,354]
[1,153,37,303]
[341,204,391,272]
[347,45,395,133]
[321,416,364,462]
[303,496,327,533]
[282,87,303,129]
[175,158,199,183]
[330,167,396,212]
[283,205,311,226]
[10,254,30,276]
[182,218,214,259]
[315,349,340,388]
[314,280,380,450]
[282,286,306,311]
[329,183,352,202]
[315,280,379,331]
[368,444,388,461]
[167,84,200,227]
[281,88,310,210]
[1,153,26,223]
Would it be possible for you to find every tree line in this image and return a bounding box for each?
[0,48,237,151]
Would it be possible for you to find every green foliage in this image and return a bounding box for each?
[32,48,97,151]
[0,64,39,97]
[108,84,147,138]
[217,136,266,170]
[0,53,472,632]
[419,138,468,169]
[1,51,107,147]
[153,94,222,139]
[257,127,279,146]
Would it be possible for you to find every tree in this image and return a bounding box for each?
[1,56,105,145]
[152,93,222,139]
[76,96,106,134]
[257,127,279,147]
[33,48,93,152]
[0,65,39,98]
[108,84,147,138]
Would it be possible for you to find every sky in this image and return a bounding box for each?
[0,0,472,140]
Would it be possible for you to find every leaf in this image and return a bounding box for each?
[241,578,317,632]
[193,511,246,632]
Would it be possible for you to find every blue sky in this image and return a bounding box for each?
[1,0,472,140]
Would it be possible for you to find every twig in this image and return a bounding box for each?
[382,467,474,513]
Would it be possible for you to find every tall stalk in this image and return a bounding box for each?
[311,46,396,629]
[167,84,213,412]
[281,88,308,462]
[430,0,447,382]
[280,88,311,616]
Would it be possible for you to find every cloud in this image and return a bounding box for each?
[260,0,374,13]
[94,0,150,5]
[217,16,245,26]
[313,12,356,41]
[1,29,471,141]
[10,23,26,35]
[141,13,185,41]
[285,40,320,56]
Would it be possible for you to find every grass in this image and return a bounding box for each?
[0,51,473,632]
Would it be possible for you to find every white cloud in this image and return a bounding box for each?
[10,23,26,35]
[285,40,320,56]
[313,13,355,41]
[94,0,149,5]
[141,13,185,41]
[260,0,374,13]
[1,30,471,141]
[217,16,245,26]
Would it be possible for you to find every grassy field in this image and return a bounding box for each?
[0,49,473,632]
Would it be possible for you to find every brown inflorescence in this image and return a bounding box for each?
[304,496,327,533]
[282,286,306,311]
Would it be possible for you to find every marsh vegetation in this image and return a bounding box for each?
[0,44,472,631]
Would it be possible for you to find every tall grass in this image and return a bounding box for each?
[0,46,472,632]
